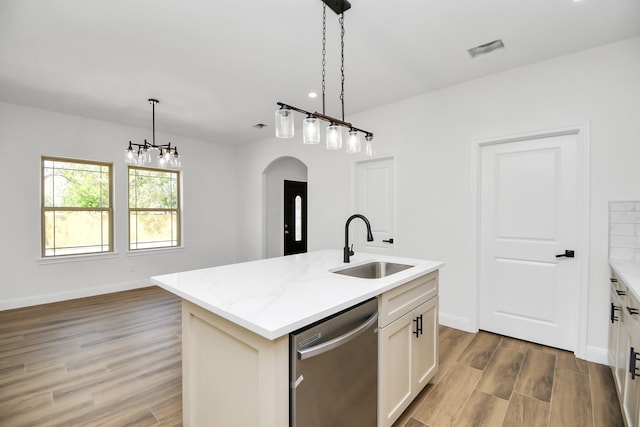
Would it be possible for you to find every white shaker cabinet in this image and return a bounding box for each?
[610,275,628,393]
[378,271,439,427]
[623,298,640,426]
[608,265,640,427]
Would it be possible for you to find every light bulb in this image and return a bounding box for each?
[275,106,294,138]
[346,129,361,153]
[303,115,320,144]
[326,123,342,150]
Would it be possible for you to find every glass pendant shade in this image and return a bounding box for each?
[275,106,294,138]
[326,123,342,149]
[140,148,150,165]
[157,150,167,168]
[365,139,375,157]
[302,115,320,144]
[346,129,361,153]
[125,148,135,164]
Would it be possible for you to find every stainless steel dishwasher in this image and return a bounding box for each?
[290,297,378,427]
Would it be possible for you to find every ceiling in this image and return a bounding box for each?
[1,0,639,146]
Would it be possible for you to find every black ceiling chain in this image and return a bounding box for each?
[339,12,345,122]
[322,3,327,115]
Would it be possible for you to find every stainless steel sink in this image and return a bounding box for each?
[332,261,413,279]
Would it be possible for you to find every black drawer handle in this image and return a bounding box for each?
[611,278,618,283]
[627,307,639,316]
[630,347,640,380]
[617,290,627,296]
[611,303,621,323]
[413,315,423,338]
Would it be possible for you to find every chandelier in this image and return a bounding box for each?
[125,99,181,169]
[275,0,374,156]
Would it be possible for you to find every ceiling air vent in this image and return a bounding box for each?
[468,39,505,58]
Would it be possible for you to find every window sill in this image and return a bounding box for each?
[37,252,119,265]
[126,246,185,257]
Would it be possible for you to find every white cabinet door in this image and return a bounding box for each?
[623,303,640,427]
[379,297,439,427]
[412,296,438,392]
[609,287,621,370]
[378,308,413,427]
[616,296,629,396]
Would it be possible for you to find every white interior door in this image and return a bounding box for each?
[355,157,395,256]
[479,133,580,351]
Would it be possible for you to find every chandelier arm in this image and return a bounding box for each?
[312,111,351,128]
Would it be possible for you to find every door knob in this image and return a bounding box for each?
[555,250,575,258]
[382,238,394,244]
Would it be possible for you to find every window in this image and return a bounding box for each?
[128,167,180,250]
[42,157,113,257]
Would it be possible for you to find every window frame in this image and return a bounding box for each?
[127,166,181,251]
[41,156,114,258]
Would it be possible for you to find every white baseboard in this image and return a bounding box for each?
[0,279,152,311]
[585,345,609,365]
[439,312,476,333]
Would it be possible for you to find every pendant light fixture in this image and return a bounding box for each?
[275,0,374,155]
[125,99,181,169]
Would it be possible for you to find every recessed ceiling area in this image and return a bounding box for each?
[0,0,639,145]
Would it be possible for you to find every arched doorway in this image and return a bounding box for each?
[263,157,308,258]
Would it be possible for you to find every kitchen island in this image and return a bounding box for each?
[151,249,443,427]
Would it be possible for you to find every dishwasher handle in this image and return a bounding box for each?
[297,311,379,360]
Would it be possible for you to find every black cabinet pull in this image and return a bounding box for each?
[610,278,618,283]
[617,290,627,296]
[630,347,640,380]
[627,307,639,316]
[611,303,621,323]
[413,315,423,338]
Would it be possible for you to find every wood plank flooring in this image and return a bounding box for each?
[394,327,625,427]
[0,287,624,427]
[0,287,182,426]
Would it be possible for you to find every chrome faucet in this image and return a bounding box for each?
[344,214,374,263]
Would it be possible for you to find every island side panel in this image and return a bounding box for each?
[182,300,289,427]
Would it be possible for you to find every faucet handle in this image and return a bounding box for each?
[349,244,354,256]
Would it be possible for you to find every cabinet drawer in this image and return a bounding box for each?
[611,272,629,300]
[378,271,438,328]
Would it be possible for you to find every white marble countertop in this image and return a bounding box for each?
[151,249,444,340]
[609,259,640,301]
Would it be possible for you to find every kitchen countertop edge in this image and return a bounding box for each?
[152,250,444,341]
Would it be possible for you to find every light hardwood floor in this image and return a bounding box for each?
[394,327,625,427]
[0,287,624,427]
[0,287,182,426]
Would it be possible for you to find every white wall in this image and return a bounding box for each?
[236,37,640,362]
[0,103,238,309]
